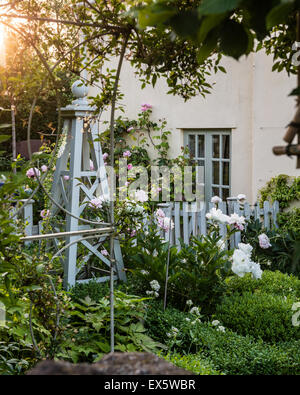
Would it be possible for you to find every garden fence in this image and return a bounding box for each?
[13,198,279,250]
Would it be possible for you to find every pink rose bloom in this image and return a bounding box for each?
[26,168,41,179]
[156,208,165,218]
[127,164,133,170]
[103,153,109,161]
[101,249,109,256]
[63,175,70,181]
[141,103,152,112]
[127,127,134,132]
[123,150,132,158]
[40,209,50,219]
[130,229,137,237]
[88,197,103,209]
[41,165,48,173]
[258,233,272,249]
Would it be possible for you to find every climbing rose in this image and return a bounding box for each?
[127,164,133,170]
[123,150,131,158]
[141,103,152,112]
[258,233,272,249]
[135,190,148,202]
[101,249,109,256]
[40,209,50,219]
[26,168,40,179]
[88,197,103,209]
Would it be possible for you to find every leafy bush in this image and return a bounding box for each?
[0,342,33,375]
[70,280,110,303]
[277,208,300,234]
[216,292,299,343]
[242,219,300,276]
[225,270,300,298]
[145,301,300,375]
[258,174,300,210]
[162,352,223,375]
[56,291,166,363]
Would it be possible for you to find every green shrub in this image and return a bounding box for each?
[277,208,300,234]
[225,270,300,298]
[162,353,223,375]
[194,327,300,375]
[69,280,110,303]
[145,302,300,375]
[258,174,300,210]
[216,292,299,343]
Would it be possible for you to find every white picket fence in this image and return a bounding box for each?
[149,199,280,250]
[14,198,280,250]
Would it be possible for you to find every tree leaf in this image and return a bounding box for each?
[0,135,11,143]
[197,14,226,43]
[266,2,295,30]
[219,20,249,60]
[198,0,242,15]
[169,10,201,38]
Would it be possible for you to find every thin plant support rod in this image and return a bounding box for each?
[108,33,129,353]
[163,207,173,312]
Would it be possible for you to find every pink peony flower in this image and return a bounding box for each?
[40,209,50,219]
[258,233,272,249]
[41,165,48,173]
[26,168,41,179]
[103,153,109,161]
[156,208,165,218]
[127,164,133,170]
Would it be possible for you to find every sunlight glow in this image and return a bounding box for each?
[0,24,5,65]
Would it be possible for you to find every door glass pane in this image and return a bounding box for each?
[212,161,220,184]
[222,162,230,186]
[222,188,230,200]
[188,135,195,157]
[212,187,219,197]
[198,135,205,158]
[213,135,220,158]
[222,135,230,159]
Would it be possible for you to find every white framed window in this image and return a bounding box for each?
[184,130,231,203]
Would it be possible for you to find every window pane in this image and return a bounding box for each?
[212,187,219,197]
[222,162,230,186]
[212,161,220,184]
[198,135,205,158]
[197,160,205,182]
[222,135,230,159]
[188,135,195,157]
[222,188,230,200]
[213,135,220,158]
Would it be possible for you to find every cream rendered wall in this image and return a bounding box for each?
[90,50,298,204]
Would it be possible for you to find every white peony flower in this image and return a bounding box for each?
[238,243,253,257]
[211,196,222,205]
[231,249,252,277]
[206,208,229,224]
[249,261,263,280]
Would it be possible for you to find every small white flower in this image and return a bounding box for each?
[190,307,200,316]
[217,325,226,333]
[185,318,191,322]
[150,280,160,292]
[212,320,220,327]
[186,300,193,306]
[141,270,149,275]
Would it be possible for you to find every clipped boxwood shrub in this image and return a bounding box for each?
[225,270,300,298]
[194,326,300,375]
[162,353,223,375]
[216,292,299,343]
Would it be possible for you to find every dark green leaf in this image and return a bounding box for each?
[220,20,249,60]
[266,2,295,30]
[198,0,242,15]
